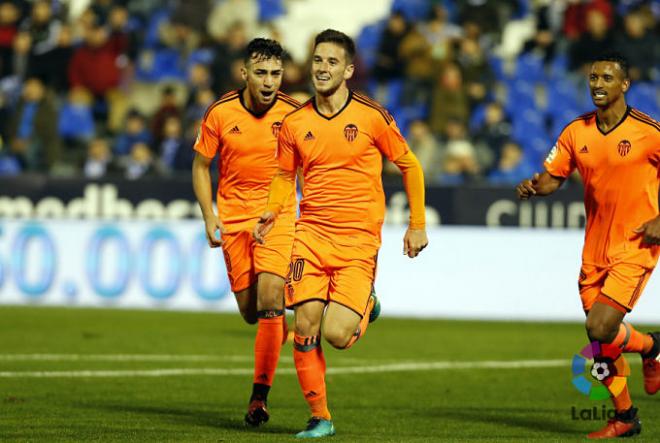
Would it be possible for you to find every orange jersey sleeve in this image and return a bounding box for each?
[543,113,586,177]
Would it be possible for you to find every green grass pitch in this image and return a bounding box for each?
[0,306,658,442]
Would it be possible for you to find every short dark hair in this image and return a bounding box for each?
[593,51,630,79]
[243,38,285,64]
[314,29,355,63]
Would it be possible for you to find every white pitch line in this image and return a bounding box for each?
[0,358,575,378]
[0,354,255,362]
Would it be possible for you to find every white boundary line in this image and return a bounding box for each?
[0,358,574,378]
[0,354,254,362]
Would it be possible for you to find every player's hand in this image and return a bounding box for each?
[403,228,428,258]
[204,215,225,248]
[634,216,660,245]
[516,173,540,200]
[254,211,276,244]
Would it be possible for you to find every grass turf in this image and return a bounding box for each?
[0,306,658,442]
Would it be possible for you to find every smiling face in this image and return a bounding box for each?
[242,54,283,109]
[311,42,354,97]
[589,61,629,108]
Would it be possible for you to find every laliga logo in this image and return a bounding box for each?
[571,341,630,400]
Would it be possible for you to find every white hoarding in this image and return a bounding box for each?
[0,221,658,323]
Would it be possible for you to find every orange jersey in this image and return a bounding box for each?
[544,107,660,268]
[194,89,300,225]
[277,91,409,241]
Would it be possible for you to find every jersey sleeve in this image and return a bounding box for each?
[276,119,299,172]
[543,127,575,178]
[193,110,221,158]
[373,118,410,162]
[647,128,660,167]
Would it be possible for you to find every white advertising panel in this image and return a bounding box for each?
[0,221,658,322]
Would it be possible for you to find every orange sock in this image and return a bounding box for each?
[251,312,284,400]
[604,377,633,413]
[598,352,633,413]
[344,297,375,349]
[611,322,654,355]
[293,334,331,420]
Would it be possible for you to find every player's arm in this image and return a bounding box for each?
[192,152,225,247]
[516,171,565,200]
[253,168,296,244]
[392,150,428,258]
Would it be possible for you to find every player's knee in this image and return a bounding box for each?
[295,315,319,337]
[585,317,618,343]
[323,327,353,350]
[240,309,258,325]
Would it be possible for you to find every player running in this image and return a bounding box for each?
[192,38,300,427]
[254,29,428,438]
[516,52,660,439]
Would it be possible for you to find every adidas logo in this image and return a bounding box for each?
[305,391,318,398]
[304,131,315,141]
[579,145,588,154]
[258,373,269,382]
[229,125,241,134]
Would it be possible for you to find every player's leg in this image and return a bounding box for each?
[245,218,294,427]
[244,272,286,427]
[293,300,335,438]
[582,264,651,439]
[323,254,379,350]
[222,231,258,324]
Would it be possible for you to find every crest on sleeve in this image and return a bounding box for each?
[344,124,358,142]
[271,121,282,138]
[617,139,631,157]
[545,144,558,163]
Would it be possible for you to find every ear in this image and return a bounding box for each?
[622,78,630,93]
[344,63,355,81]
[240,66,248,82]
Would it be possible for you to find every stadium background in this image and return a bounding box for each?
[0,0,659,441]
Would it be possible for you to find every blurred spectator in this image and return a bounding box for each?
[419,5,462,62]
[372,11,408,94]
[7,77,60,171]
[114,109,151,156]
[429,63,469,136]
[521,4,557,66]
[186,63,212,107]
[152,84,181,146]
[281,53,309,95]
[58,86,95,157]
[399,23,433,106]
[157,115,192,174]
[435,118,481,185]
[487,141,535,185]
[615,10,656,81]
[123,141,155,180]
[0,1,21,78]
[405,119,443,178]
[563,0,614,40]
[68,21,128,131]
[210,20,248,94]
[185,87,215,127]
[20,0,63,84]
[474,102,511,165]
[455,37,493,107]
[569,8,614,72]
[83,137,117,178]
[207,0,258,41]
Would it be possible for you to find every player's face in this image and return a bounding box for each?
[589,61,629,108]
[311,42,354,97]
[242,55,283,108]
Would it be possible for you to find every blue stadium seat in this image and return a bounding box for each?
[143,9,172,49]
[505,79,536,114]
[258,0,285,21]
[512,109,547,144]
[392,0,431,21]
[356,20,385,71]
[548,54,568,80]
[521,136,552,166]
[469,102,488,131]
[488,54,507,81]
[545,78,579,116]
[627,82,660,116]
[136,49,186,82]
[514,52,545,83]
[551,108,581,139]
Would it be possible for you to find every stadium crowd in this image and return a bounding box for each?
[0,0,657,185]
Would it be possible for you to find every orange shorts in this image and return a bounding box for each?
[284,225,379,317]
[579,263,653,312]
[221,216,294,293]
